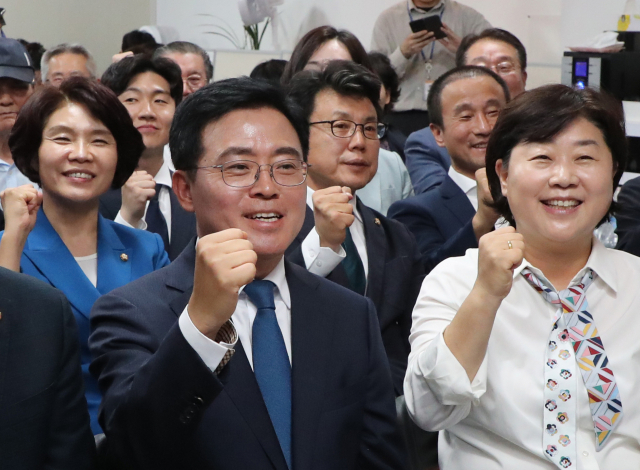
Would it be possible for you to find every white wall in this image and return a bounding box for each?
[4,0,155,75]
[8,0,626,86]
[156,0,563,87]
[561,0,628,48]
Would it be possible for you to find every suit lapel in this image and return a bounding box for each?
[358,199,386,305]
[217,341,289,470]
[285,205,315,258]
[0,287,9,413]
[439,176,476,226]
[296,205,314,243]
[22,209,99,319]
[165,241,196,318]
[168,189,196,260]
[287,262,333,470]
[163,242,288,469]
[96,215,132,295]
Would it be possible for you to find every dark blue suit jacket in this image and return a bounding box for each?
[0,208,170,433]
[285,200,423,396]
[388,175,477,273]
[0,268,95,469]
[405,126,451,195]
[100,186,197,261]
[89,242,405,470]
[615,176,640,251]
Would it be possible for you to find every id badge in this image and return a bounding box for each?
[423,61,434,101]
[424,80,434,101]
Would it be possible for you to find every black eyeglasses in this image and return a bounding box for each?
[310,120,387,140]
[195,159,310,188]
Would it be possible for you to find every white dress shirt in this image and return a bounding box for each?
[405,239,640,470]
[301,186,369,281]
[115,160,173,242]
[448,165,507,229]
[179,256,291,371]
[447,165,478,210]
[163,144,174,171]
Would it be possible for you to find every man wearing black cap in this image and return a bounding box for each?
[0,38,36,229]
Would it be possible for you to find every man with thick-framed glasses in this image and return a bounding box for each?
[89,76,405,470]
[286,60,424,398]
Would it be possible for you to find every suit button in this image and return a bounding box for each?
[179,404,197,424]
[193,396,204,408]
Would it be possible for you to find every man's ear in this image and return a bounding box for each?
[495,159,508,197]
[430,123,446,148]
[172,170,196,213]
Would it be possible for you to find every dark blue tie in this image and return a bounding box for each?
[341,228,366,295]
[145,183,170,252]
[244,280,292,468]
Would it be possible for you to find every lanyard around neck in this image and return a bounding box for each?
[407,1,445,63]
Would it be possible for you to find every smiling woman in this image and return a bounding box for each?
[0,77,170,434]
[404,85,640,470]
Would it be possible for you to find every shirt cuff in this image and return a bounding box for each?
[389,47,410,77]
[418,331,487,406]
[178,307,238,374]
[301,227,346,277]
[115,210,147,230]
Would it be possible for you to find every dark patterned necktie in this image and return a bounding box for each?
[341,228,366,295]
[145,183,169,252]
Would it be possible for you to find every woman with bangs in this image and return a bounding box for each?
[0,77,169,434]
[404,85,640,469]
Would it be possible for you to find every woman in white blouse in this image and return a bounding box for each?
[405,84,640,469]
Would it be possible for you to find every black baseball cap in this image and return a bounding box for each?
[0,38,34,83]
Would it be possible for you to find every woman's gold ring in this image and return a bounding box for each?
[507,240,513,250]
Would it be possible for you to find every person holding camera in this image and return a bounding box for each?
[371,0,490,136]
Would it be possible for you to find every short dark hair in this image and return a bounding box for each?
[456,28,527,71]
[287,60,382,127]
[125,43,162,58]
[485,84,627,226]
[155,41,213,81]
[101,55,183,106]
[368,51,400,113]
[121,30,157,53]
[427,65,509,128]
[281,26,372,84]
[9,77,143,189]
[170,77,309,173]
[17,40,46,71]
[250,59,288,84]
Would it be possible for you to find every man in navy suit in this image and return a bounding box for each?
[89,77,404,470]
[0,268,94,469]
[389,66,508,273]
[285,61,424,397]
[99,55,196,260]
[405,29,527,194]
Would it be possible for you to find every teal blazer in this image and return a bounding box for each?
[0,208,170,434]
